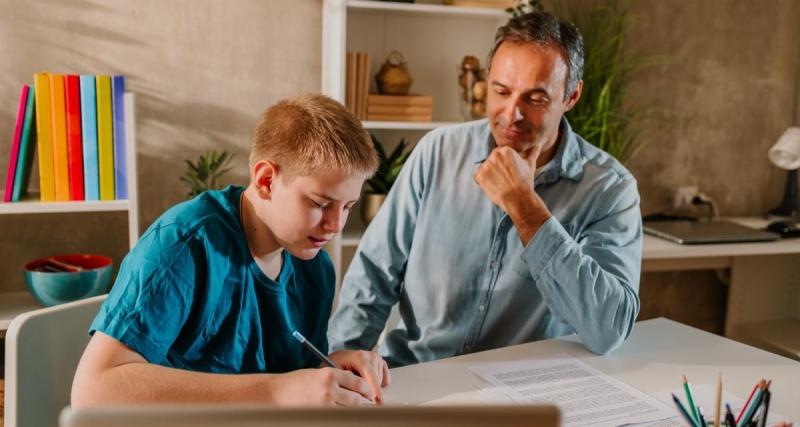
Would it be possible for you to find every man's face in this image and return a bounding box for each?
[263,168,363,260]
[487,41,581,155]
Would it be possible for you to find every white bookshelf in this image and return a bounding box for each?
[0,93,139,331]
[322,0,507,282]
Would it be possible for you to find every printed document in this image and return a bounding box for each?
[468,354,675,427]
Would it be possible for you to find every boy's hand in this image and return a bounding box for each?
[271,367,374,406]
[328,350,391,404]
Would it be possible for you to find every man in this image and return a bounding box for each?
[329,11,642,367]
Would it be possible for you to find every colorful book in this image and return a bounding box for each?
[12,85,37,202]
[34,73,56,201]
[96,75,115,200]
[80,75,99,201]
[65,75,84,201]
[111,75,127,200]
[49,74,70,201]
[3,85,29,202]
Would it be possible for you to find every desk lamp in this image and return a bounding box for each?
[766,127,800,220]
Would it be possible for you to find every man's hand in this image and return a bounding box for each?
[269,367,375,406]
[328,350,390,404]
[475,144,551,245]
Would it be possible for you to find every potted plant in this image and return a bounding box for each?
[362,135,411,224]
[180,149,234,199]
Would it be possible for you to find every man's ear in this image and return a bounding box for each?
[252,160,279,200]
[563,80,583,112]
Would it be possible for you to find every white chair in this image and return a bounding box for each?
[4,295,106,427]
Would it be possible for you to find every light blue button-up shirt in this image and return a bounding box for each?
[329,118,642,367]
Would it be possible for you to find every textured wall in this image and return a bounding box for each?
[0,0,321,292]
[625,0,800,215]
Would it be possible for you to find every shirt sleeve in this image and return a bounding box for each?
[327,133,433,352]
[520,176,642,355]
[90,227,198,364]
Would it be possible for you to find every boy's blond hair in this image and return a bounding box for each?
[250,94,378,180]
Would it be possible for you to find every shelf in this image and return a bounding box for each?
[348,0,507,18]
[0,291,43,331]
[0,196,131,214]
[735,318,800,360]
[363,120,461,130]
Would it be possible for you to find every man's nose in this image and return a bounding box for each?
[502,97,524,125]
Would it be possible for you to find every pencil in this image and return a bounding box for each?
[292,330,337,368]
[697,405,707,427]
[756,390,771,427]
[738,380,766,427]
[725,403,736,427]
[714,373,722,427]
[736,379,763,424]
[683,375,700,425]
[672,393,699,427]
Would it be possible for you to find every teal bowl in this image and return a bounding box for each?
[24,254,113,307]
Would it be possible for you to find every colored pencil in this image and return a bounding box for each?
[738,380,766,427]
[672,393,699,427]
[736,379,763,424]
[714,373,722,427]
[683,375,700,425]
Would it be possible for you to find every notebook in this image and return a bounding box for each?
[643,220,780,244]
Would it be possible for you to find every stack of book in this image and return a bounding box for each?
[366,94,433,122]
[345,51,371,120]
[3,73,127,203]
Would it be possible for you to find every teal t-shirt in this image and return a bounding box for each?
[90,185,335,374]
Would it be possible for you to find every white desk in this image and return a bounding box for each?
[641,217,800,360]
[385,318,800,421]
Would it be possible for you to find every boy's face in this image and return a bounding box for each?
[258,165,363,260]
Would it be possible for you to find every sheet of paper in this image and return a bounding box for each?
[651,384,790,426]
[469,354,676,427]
[421,387,517,406]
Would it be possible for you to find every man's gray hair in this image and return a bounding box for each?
[487,11,584,101]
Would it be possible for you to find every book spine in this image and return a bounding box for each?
[346,51,357,115]
[96,75,115,201]
[34,72,56,201]
[367,105,433,115]
[12,86,37,202]
[65,75,84,201]
[80,75,100,201]
[49,74,70,201]
[367,94,433,107]
[366,113,433,122]
[360,52,371,120]
[3,85,29,202]
[112,75,127,200]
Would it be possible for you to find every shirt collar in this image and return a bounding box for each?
[473,118,585,184]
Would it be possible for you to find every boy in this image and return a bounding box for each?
[71,94,388,407]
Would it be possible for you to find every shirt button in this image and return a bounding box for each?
[489,261,496,270]
[478,304,486,312]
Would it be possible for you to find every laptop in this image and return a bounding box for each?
[643,220,780,244]
[59,405,560,427]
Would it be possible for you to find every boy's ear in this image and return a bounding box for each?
[253,160,279,200]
